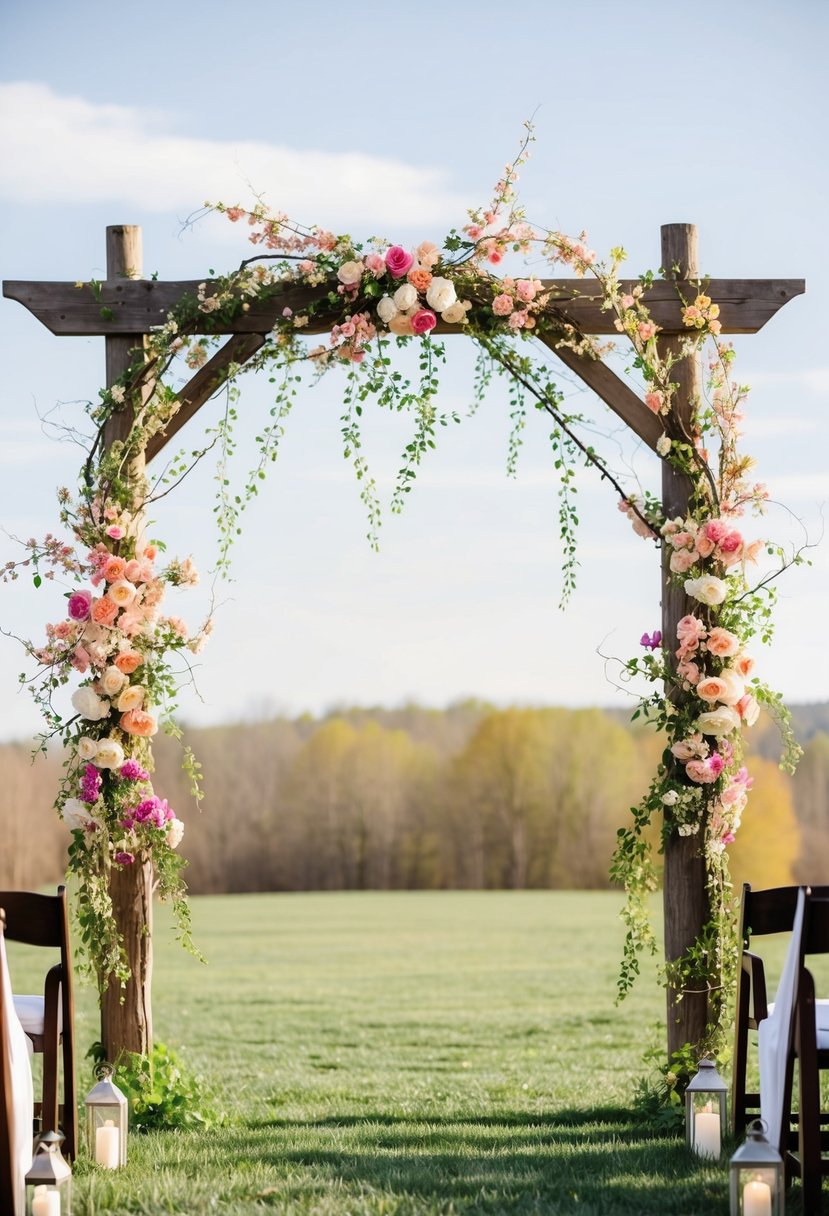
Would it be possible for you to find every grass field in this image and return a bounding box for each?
[8,890,807,1215]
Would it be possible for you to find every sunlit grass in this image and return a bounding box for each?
[9,891,810,1214]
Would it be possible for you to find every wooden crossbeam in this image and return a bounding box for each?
[3,277,805,338]
[541,341,663,451]
[145,333,266,464]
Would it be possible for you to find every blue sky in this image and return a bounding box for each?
[0,0,827,741]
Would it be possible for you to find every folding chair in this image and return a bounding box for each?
[1,908,35,1216]
[789,892,829,1212]
[732,882,829,1137]
[0,886,77,1160]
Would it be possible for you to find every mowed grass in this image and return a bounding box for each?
[9,891,806,1214]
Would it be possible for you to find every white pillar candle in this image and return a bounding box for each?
[31,1185,61,1216]
[693,1110,721,1158]
[96,1118,121,1168]
[743,1179,772,1216]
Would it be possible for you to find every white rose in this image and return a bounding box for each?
[656,435,672,457]
[376,296,398,324]
[94,737,126,770]
[62,798,96,831]
[441,300,470,325]
[71,686,111,721]
[661,790,680,806]
[107,579,137,607]
[696,705,741,737]
[77,736,98,761]
[426,276,457,313]
[717,668,746,706]
[336,259,364,287]
[684,575,728,606]
[393,283,418,311]
[166,818,185,849]
[101,665,127,697]
[117,685,146,712]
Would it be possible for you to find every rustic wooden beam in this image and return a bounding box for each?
[3,276,805,338]
[539,339,663,452]
[145,333,266,463]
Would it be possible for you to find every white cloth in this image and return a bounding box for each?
[759,887,805,1151]
[1,933,34,1215]
[768,997,829,1048]
[12,992,62,1038]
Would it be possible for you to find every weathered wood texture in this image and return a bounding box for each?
[659,223,711,1058]
[99,226,154,1061]
[145,333,265,463]
[3,276,805,337]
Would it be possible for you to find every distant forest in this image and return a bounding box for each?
[3,702,828,895]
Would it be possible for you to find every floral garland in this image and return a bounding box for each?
[3,124,803,1037]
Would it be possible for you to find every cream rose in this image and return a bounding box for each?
[441,300,470,325]
[77,736,98,761]
[94,737,126,770]
[717,668,746,706]
[696,705,741,737]
[684,575,729,606]
[101,665,128,697]
[117,684,146,712]
[71,686,111,721]
[393,283,418,311]
[376,296,398,325]
[107,578,137,608]
[166,818,185,849]
[62,798,97,831]
[336,259,364,287]
[425,276,457,313]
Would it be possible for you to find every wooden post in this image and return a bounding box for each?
[659,223,711,1057]
[99,225,154,1060]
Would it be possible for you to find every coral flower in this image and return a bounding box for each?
[120,708,158,737]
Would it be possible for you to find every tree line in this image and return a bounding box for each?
[2,701,827,896]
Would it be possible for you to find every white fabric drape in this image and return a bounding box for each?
[1,930,34,1215]
[758,886,805,1150]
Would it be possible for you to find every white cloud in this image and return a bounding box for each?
[0,82,468,229]
[749,368,829,393]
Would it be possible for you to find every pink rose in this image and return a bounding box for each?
[671,734,707,762]
[492,293,514,317]
[638,322,657,341]
[669,549,696,574]
[686,759,720,784]
[719,530,743,554]
[515,278,538,303]
[676,615,706,646]
[68,590,93,621]
[411,309,437,335]
[102,556,127,582]
[365,253,386,278]
[695,535,716,558]
[106,525,125,540]
[677,659,701,686]
[644,392,662,413]
[703,519,729,544]
[384,246,414,278]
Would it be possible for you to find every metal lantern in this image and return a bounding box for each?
[25,1130,72,1215]
[685,1058,728,1159]
[730,1121,785,1216]
[85,1065,128,1168]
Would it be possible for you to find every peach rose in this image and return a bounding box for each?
[706,627,740,657]
[102,556,127,582]
[114,650,143,674]
[733,653,756,679]
[669,549,696,574]
[736,694,760,726]
[697,676,729,704]
[120,708,158,737]
[91,596,119,626]
[389,313,414,336]
[407,268,433,293]
[107,578,137,607]
[695,535,716,558]
[117,685,146,712]
[717,668,746,706]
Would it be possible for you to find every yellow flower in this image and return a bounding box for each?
[695,294,711,309]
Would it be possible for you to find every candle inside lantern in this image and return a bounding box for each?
[743,1179,772,1216]
[31,1185,61,1216]
[96,1118,120,1168]
[693,1108,721,1158]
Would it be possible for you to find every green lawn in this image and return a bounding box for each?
[9,891,806,1214]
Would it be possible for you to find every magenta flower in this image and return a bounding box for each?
[80,763,102,805]
[384,245,414,279]
[67,590,92,621]
[639,630,663,649]
[114,851,135,866]
[411,309,437,335]
[119,759,149,782]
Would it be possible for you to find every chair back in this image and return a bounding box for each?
[0,888,68,952]
[0,910,16,1216]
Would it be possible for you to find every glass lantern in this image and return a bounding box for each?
[730,1121,785,1216]
[25,1130,72,1215]
[85,1066,128,1168]
[685,1058,728,1159]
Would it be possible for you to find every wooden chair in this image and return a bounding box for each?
[0,910,18,1216]
[789,892,829,1212]
[0,886,77,1160]
[1,907,35,1216]
[732,882,829,1137]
